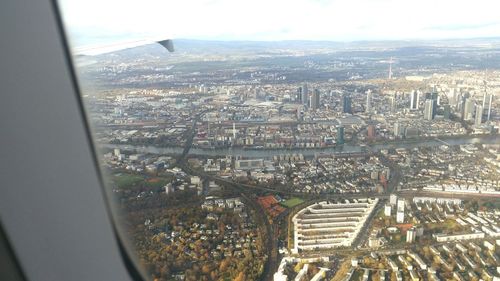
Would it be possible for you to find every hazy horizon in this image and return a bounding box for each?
[59,0,500,48]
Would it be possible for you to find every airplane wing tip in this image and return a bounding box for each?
[158,39,175,52]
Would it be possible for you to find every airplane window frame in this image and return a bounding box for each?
[50,1,153,280]
[0,0,152,280]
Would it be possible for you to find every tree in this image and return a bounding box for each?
[219,259,230,272]
[210,270,218,281]
[202,264,211,275]
[234,272,246,281]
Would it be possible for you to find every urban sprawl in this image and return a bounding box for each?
[78,40,500,281]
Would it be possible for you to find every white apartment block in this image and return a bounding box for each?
[292,198,378,253]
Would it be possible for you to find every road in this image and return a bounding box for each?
[174,111,278,281]
[375,152,403,193]
[175,109,210,166]
[352,199,385,248]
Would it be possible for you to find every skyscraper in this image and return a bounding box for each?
[475,105,483,126]
[464,98,475,121]
[424,99,434,121]
[311,89,320,110]
[342,94,352,114]
[336,126,345,145]
[456,93,464,112]
[410,90,419,110]
[296,87,303,103]
[487,94,493,121]
[390,96,397,114]
[366,90,372,113]
[302,84,309,107]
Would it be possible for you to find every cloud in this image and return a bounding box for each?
[424,22,500,31]
[58,0,500,46]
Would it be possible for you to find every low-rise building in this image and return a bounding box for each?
[433,231,485,242]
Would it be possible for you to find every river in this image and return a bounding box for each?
[102,134,499,159]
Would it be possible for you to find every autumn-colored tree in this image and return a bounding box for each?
[210,270,217,281]
[219,258,230,272]
[202,264,212,275]
[234,272,246,281]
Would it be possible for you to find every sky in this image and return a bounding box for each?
[59,0,500,47]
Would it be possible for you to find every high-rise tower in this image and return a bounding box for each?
[366,90,372,113]
[336,126,345,145]
[311,89,320,110]
[342,94,352,114]
[487,94,493,121]
[475,105,483,126]
[410,90,419,110]
[424,99,434,121]
[302,84,309,107]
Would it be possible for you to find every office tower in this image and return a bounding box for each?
[384,204,392,216]
[424,99,434,121]
[443,104,451,119]
[429,92,438,116]
[302,84,309,107]
[390,96,397,114]
[342,94,352,114]
[487,94,493,121]
[406,227,416,243]
[311,89,320,110]
[410,90,419,110]
[296,87,303,103]
[464,98,475,121]
[449,89,458,107]
[475,105,483,126]
[456,93,464,112]
[366,90,372,113]
[367,125,376,139]
[336,126,345,145]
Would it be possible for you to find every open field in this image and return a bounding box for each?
[281,197,305,208]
